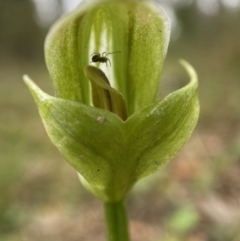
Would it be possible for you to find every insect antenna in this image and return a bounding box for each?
[105,51,121,56]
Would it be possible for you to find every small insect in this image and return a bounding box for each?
[90,51,121,67]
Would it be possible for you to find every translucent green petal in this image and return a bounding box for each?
[44,1,97,104]
[45,0,170,113]
[88,0,171,115]
[125,1,170,115]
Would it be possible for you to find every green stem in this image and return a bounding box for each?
[104,200,130,241]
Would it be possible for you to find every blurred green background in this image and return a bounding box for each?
[0,0,240,240]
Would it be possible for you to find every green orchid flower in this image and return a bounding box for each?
[23,0,199,204]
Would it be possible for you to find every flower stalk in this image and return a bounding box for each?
[104,201,130,241]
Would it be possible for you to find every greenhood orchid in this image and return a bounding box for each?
[24,0,199,203]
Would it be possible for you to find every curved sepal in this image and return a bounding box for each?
[23,75,131,202]
[126,60,199,180]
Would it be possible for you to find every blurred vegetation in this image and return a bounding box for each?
[0,1,240,241]
[0,0,45,59]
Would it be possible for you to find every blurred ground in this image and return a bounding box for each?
[0,1,240,241]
